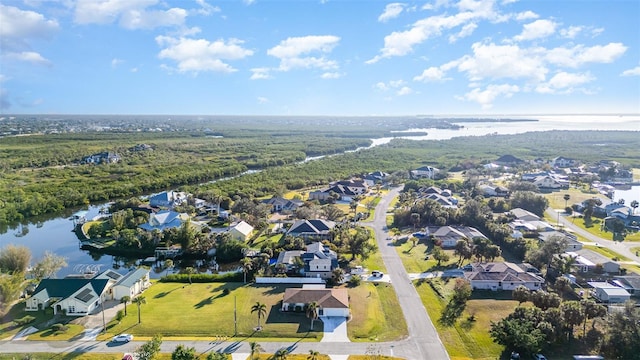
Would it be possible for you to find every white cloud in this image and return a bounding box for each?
[257,96,269,104]
[321,72,343,79]
[193,0,219,16]
[5,51,51,66]
[74,0,187,29]
[514,19,557,41]
[621,66,640,77]
[367,1,503,63]
[375,82,389,91]
[111,58,124,68]
[461,83,519,108]
[397,86,413,96]
[535,71,594,94]
[0,4,58,66]
[545,43,627,67]
[250,68,272,80]
[244,0,256,5]
[449,22,477,43]
[560,25,583,39]
[267,35,340,71]
[379,3,405,23]
[457,42,547,82]
[414,66,447,82]
[130,67,138,73]
[514,10,538,21]
[156,36,254,74]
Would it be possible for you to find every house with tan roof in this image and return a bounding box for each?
[464,262,545,291]
[281,284,349,317]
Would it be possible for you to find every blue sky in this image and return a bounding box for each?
[1,0,639,115]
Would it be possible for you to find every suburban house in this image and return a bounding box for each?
[139,210,189,232]
[281,284,350,317]
[494,154,524,166]
[276,250,305,272]
[26,268,150,316]
[587,281,631,303]
[509,208,540,222]
[533,175,567,189]
[464,262,545,291]
[330,179,368,195]
[228,220,254,242]
[539,231,583,251]
[287,219,336,241]
[566,249,621,274]
[301,242,339,279]
[479,184,510,197]
[552,156,578,168]
[308,185,358,202]
[411,165,440,179]
[611,276,640,297]
[363,171,389,186]
[149,191,187,208]
[82,151,121,165]
[262,196,303,213]
[432,226,487,248]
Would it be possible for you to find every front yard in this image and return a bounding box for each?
[346,282,407,342]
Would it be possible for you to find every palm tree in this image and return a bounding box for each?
[306,301,320,330]
[631,200,639,215]
[132,295,146,324]
[251,302,267,330]
[563,194,570,209]
[241,257,253,283]
[249,342,264,360]
[164,259,174,276]
[307,350,321,360]
[270,348,289,360]
[120,295,131,316]
[183,266,196,284]
[331,268,345,285]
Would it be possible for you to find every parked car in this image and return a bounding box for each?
[112,334,134,343]
[532,354,547,360]
[372,271,384,277]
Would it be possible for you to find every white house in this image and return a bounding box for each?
[464,262,545,291]
[110,268,151,300]
[411,166,440,179]
[228,221,254,242]
[139,210,189,232]
[569,249,620,274]
[509,208,540,222]
[588,281,631,303]
[281,284,349,317]
[149,191,187,208]
[432,226,487,248]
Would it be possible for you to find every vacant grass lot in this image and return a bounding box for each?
[393,240,457,273]
[414,279,517,360]
[583,244,631,261]
[102,282,323,341]
[347,282,407,342]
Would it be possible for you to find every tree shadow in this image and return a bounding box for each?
[194,296,214,309]
[153,285,183,298]
[439,300,466,327]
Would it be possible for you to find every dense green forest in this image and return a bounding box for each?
[1,124,638,230]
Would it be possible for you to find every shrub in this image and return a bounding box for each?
[14,315,36,326]
[222,288,230,296]
[51,323,69,333]
[348,275,361,287]
[115,309,125,322]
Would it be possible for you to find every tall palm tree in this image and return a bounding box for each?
[249,342,264,360]
[183,266,196,284]
[241,257,253,283]
[120,295,131,316]
[306,301,320,330]
[132,295,146,324]
[307,350,321,360]
[563,194,571,209]
[251,302,267,329]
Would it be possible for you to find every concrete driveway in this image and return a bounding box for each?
[319,316,349,342]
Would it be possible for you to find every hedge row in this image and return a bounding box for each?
[160,272,243,283]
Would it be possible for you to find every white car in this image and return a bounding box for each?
[532,354,547,360]
[112,334,134,343]
[372,271,384,277]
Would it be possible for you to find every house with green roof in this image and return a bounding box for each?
[26,268,150,316]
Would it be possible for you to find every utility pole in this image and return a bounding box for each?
[101,294,106,333]
[234,295,237,336]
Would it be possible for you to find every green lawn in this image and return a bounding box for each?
[569,216,640,242]
[102,282,323,341]
[351,228,387,274]
[29,324,85,341]
[0,302,53,339]
[347,282,408,342]
[583,245,631,261]
[414,279,516,360]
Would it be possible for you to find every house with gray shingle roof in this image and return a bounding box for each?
[287,219,336,241]
[464,262,545,291]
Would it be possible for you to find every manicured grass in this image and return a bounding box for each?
[544,189,606,210]
[0,302,52,339]
[0,354,221,360]
[356,228,387,274]
[102,282,323,341]
[583,245,631,261]
[565,214,640,242]
[414,278,517,360]
[347,282,408,342]
[29,323,85,340]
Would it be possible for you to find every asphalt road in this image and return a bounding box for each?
[363,186,450,360]
[0,187,449,360]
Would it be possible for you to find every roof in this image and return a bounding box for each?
[115,268,150,288]
[277,250,305,264]
[33,278,109,303]
[433,226,486,242]
[464,262,544,283]
[231,221,254,236]
[509,208,540,220]
[599,287,631,297]
[614,276,640,289]
[283,288,349,309]
[572,249,618,266]
[288,219,336,236]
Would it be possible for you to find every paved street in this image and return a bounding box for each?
[0,187,448,360]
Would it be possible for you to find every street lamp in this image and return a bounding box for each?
[101,293,106,333]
